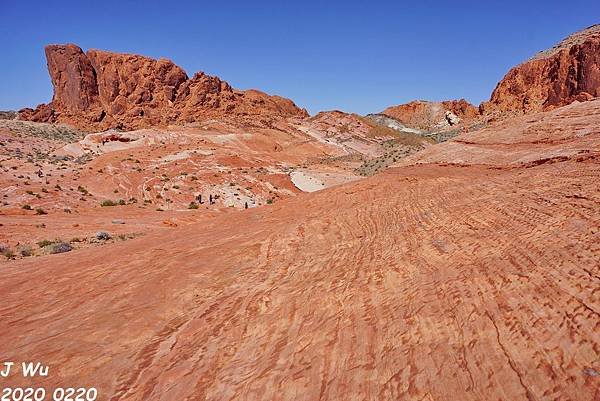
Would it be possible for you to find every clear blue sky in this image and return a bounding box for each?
[1,1,598,115]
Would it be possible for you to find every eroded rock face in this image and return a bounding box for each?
[381,99,479,132]
[481,24,600,117]
[21,44,307,130]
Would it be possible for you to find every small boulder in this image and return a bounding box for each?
[51,242,72,254]
[95,231,111,240]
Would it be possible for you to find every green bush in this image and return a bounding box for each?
[100,200,117,207]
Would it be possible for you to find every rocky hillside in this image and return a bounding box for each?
[295,110,433,175]
[379,25,600,132]
[380,99,479,132]
[0,110,17,120]
[20,44,308,131]
[480,24,600,117]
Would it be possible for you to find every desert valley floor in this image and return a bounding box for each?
[1,99,598,400]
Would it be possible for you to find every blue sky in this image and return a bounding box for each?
[1,1,598,115]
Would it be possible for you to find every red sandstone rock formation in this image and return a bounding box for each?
[480,24,600,117]
[381,99,479,131]
[20,44,307,131]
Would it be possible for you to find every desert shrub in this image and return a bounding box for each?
[266,199,273,204]
[338,123,350,134]
[37,239,55,248]
[188,202,199,209]
[0,244,14,259]
[118,199,126,205]
[19,246,33,257]
[22,204,32,210]
[100,200,117,207]
[2,249,14,259]
[35,208,47,215]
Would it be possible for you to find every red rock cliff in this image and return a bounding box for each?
[481,24,600,116]
[20,44,307,131]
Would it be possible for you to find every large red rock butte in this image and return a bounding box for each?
[481,24,600,117]
[20,44,308,131]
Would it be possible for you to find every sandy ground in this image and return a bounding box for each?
[290,171,325,192]
[291,170,362,192]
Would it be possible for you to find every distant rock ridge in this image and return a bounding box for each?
[380,99,479,132]
[18,25,600,132]
[381,25,600,131]
[20,44,308,131]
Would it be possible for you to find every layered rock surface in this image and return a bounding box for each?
[2,98,599,401]
[20,44,307,131]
